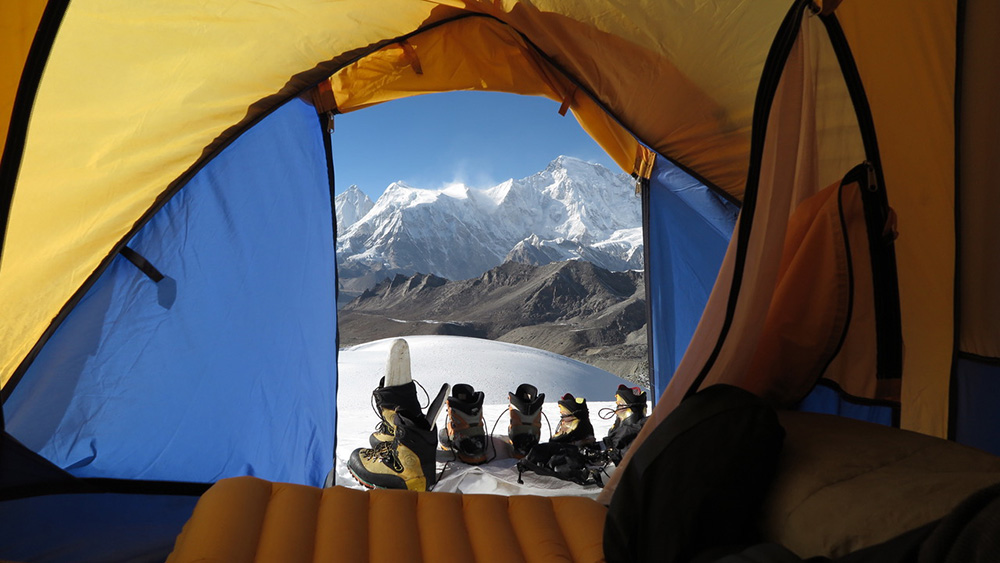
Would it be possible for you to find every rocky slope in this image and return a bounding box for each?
[338,260,648,384]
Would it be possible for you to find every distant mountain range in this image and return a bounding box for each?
[338,260,649,383]
[334,156,642,300]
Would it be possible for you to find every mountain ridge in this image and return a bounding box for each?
[334,156,642,301]
[338,259,648,383]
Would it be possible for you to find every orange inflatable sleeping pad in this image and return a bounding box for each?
[166,476,607,562]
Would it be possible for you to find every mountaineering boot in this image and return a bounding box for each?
[439,383,488,464]
[369,338,437,448]
[348,412,439,491]
[369,376,423,447]
[551,393,595,446]
[507,383,544,458]
[602,384,648,465]
[368,339,449,448]
[607,385,647,429]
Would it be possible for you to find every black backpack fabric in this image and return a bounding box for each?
[603,416,647,466]
[605,383,1000,563]
[603,384,786,563]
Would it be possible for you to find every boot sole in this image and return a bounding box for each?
[348,466,378,490]
[348,465,431,492]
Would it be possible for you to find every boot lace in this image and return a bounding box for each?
[598,404,632,420]
[362,441,403,473]
[370,395,395,438]
[555,411,581,435]
[369,379,431,437]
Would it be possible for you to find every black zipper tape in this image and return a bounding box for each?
[685,0,813,399]
[821,14,903,384]
[640,176,656,398]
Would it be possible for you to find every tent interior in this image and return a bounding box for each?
[1,0,999,561]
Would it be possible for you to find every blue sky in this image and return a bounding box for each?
[331,91,619,201]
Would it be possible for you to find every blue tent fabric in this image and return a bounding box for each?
[646,159,738,400]
[954,356,1000,456]
[0,492,200,563]
[794,383,894,427]
[0,432,77,490]
[4,97,338,486]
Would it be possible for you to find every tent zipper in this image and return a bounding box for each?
[639,171,656,400]
[821,10,904,386]
[855,161,903,384]
[684,0,813,399]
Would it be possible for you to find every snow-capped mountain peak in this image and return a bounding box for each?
[336,156,642,294]
[334,185,374,234]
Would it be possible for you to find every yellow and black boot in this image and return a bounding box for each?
[507,383,544,458]
[439,384,488,464]
[348,412,438,491]
[602,384,648,464]
[369,376,422,447]
[551,393,595,446]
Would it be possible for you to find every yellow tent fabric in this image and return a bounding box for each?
[0,0,48,153]
[2,0,998,487]
[326,16,646,178]
[957,0,1000,361]
[836,0,958,438]
[598,0,964,498]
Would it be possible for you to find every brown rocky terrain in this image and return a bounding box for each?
[338,260,649,386]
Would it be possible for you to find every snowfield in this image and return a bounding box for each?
[334,335,643,498]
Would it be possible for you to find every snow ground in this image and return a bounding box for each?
[334,335,643,499]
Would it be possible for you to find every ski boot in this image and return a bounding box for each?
[551,393,595,446]
[348,411,439,491]
[507,383,544,458]
[602,384,648,465]
[439,383,488,464]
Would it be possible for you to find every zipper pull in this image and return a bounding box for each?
[633,175,648,196]
[865,161,878,193]
[863,161,897,242]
